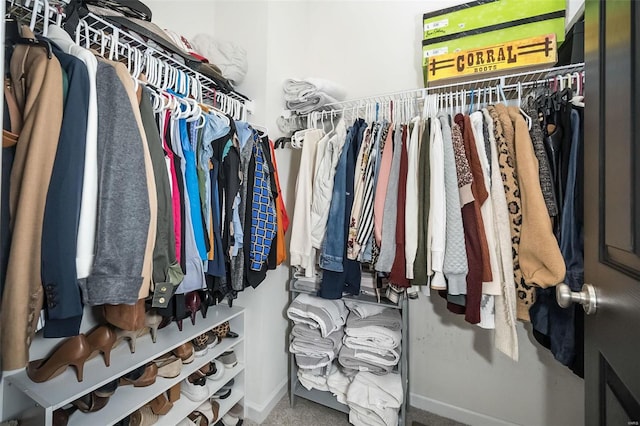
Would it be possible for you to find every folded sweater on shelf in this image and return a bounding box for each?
[287,293,348,337]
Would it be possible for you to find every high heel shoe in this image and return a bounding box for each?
[116,329,141,354]
[185,291,201,326]
[86,325,117,367]
[145,310,162,343]
[198,289,213,319]
[27,335,91,383]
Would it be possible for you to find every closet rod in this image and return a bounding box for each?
[7,0,252,117]
[300,63,584,114]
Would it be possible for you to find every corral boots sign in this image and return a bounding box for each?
[425,34,557,83]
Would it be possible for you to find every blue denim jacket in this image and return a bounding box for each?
[319,126,353,272]
[320,119,366,299]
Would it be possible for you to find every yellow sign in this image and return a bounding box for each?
[426,34,557,83]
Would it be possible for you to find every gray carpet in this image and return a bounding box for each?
[244,394,466,426]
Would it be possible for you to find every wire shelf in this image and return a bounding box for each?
[286,63,584,118]
[7,0,251,117]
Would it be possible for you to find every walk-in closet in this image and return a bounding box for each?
[1,1,638,426]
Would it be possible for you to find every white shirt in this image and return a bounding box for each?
[404,117,422,280]
[428,116,447,290]
[310,122,346,249]
[48,25,98,279]
[290,129,325,276]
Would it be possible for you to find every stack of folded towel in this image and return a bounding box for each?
[287,294,348,387]
[283,78,347,113]
[338,306,402,375]
[347,372,403,426]
[290,323,343,370]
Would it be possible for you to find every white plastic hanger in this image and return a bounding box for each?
[517,82,532,130]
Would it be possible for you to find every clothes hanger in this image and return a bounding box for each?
[5,13,53,63]
[517,81,532,130]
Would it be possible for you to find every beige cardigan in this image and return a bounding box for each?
[508,106,566,288]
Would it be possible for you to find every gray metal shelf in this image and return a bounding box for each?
[288,278,409,426]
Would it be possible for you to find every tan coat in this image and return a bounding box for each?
[508,106,566,288]
[1,30,64,371]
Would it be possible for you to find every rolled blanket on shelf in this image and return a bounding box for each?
[290,325,344,370]
[344,300,388,319]
[327,364,351,405]
[286,92,340,114]
[283,78,347,102]
[287,293,348,337]
[338,346,398,375]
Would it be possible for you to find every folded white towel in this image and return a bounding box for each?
[349,404,398,426]
[354,372,404,408]
[287,294,348,337]
[327,364,351,404]
[344,301,388,319]
[342,343,400,367]
[298,369,329,391]
[290,325,343,369]
[346,372,403,426]
[344,325,401,350]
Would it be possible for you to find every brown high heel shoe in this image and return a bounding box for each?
[86,325,117,367]
[27,335,91,383]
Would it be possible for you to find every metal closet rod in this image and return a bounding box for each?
[8,0,251,115]
[302,63,585,114]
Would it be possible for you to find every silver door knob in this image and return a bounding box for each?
[556,283,597,315]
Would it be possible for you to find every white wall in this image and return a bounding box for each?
[153,1,586,425]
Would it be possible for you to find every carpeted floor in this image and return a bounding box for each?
[243,394,466,426]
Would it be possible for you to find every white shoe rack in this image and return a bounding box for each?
[3,305,246,426]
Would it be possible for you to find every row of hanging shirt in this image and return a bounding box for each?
[0,21,287,371]
[289,75,584,363]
